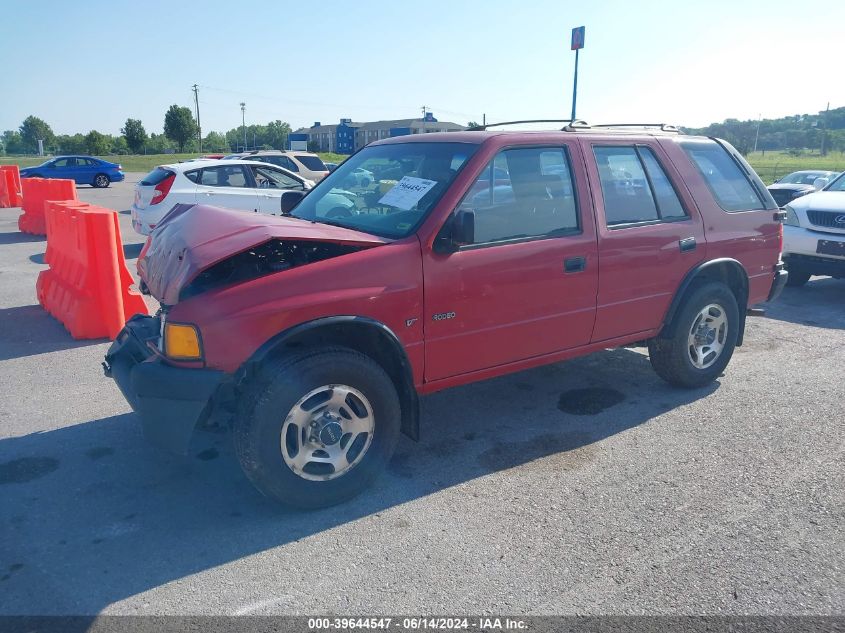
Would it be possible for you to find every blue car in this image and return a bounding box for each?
[19,155,125,188]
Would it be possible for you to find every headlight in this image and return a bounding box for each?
[164,323,203,360]
[784,205,800,227]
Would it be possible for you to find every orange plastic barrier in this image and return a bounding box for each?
[18,177,77,235]
[0,165,23,207]
[36,201,149,340]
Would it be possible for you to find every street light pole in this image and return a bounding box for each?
[240,102,246,151]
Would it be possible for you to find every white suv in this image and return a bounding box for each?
[783,171,845,286]
[130,159,354,236]
[228,150,330,183]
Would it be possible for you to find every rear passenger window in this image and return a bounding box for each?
[682,140,765,212]
[593,146,687,227]
[198,165,248,187]
[184,170,200,183]
[458,147,579,245]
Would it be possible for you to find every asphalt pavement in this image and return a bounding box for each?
[0,176,842,615]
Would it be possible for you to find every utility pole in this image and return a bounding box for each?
[821,102,830,156]
[483,113,486,126]
[753,113,761,154]
[192,84,202,153]
[240,102,246,151]
[421,105,428,134]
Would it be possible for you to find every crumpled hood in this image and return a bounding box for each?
[138,204,387,305]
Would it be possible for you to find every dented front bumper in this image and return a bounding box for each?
[103,314,225,454]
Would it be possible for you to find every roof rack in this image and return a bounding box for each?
[590,123,680,133]
[467,119,588,131]
[467,120,680,134]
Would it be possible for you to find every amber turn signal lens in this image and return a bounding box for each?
[164,323,202,359]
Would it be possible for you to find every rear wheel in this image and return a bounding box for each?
[234,346,401,509]
[93,174,110,188]
[785,269,811,287]
[648,282,739,388]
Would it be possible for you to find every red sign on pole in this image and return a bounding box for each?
[571,26,585,50]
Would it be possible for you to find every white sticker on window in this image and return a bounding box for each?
[378,176,437,210]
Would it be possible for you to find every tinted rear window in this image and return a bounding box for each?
[681,140,765,212]
[294,155,327,171]
[140,167,175,186]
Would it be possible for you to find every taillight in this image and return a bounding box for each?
[150,173,175,205]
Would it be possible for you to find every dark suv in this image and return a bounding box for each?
[104,123,786,508]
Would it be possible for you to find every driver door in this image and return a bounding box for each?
[248,164,308,215]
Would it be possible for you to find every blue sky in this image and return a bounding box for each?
[1,0,842,136]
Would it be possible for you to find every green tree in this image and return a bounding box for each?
[85,130,110,155]
[203,131,228,152]
[1,130,25,154]
[121,118,147,154]
[111,136,129,155]
[56,133,87,154]
[19,115,55,153]
[265,120,291,149]
[163,105,198,152]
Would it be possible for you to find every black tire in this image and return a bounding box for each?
[93,173,110,188]
[234,346,401,509]
[647,281,739,388]
[785,269,811,287]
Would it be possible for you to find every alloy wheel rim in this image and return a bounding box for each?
[687,303,728,369]
[280,384,375,481]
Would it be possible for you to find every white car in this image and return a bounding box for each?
[782,171,845,286]
[130,159,355,236]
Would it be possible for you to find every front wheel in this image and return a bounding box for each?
[234,346,401,509]
[648,282,739,388]
[93,174,110,188]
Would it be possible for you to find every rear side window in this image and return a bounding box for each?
[593,146,687,226]
[141,167,175,186]
[294,155,327,171]
[682,140,765,212]
[197,165,249,187]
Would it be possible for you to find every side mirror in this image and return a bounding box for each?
[434,210,475,253]
[280,190,306,214]
[813,177,829,191]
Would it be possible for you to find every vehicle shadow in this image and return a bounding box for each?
[764,277,845,330]
[28,243,144,266]
[0,305,105,361]
[0,230,44,246]
[0,347,718,615]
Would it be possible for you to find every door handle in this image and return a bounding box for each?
[564,256,586,273]
[679,237,697,253]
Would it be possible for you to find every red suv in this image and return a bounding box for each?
[104,124,787,508]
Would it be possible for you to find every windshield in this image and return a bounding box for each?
[290,142,477,238]
[826,172,845,192]
[779,171,833,185]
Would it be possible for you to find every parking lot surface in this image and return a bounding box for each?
[0,176,842,615]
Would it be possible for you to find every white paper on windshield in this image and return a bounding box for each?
[378,176,437,210]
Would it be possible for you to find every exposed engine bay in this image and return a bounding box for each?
[180,239,363,300]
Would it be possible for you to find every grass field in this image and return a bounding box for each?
[2,150,843,184]
[0,153,349,172]
[744,151,845,184]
